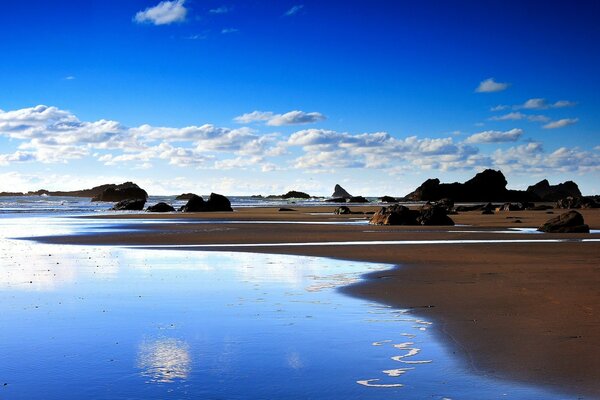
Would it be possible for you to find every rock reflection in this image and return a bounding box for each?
[137,338,191,383]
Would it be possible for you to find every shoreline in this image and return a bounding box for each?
[30,206,600,398]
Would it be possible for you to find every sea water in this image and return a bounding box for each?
[0,216,568,399]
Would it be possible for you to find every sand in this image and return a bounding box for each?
[37,206,600,397]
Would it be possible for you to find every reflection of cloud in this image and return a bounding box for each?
[137,338,191,383]
[287,352,303,369]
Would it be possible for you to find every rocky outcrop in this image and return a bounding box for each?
[180,193,233,212]
[325,197,348,203]
[527,179,581,201]
[417,204,455,226]
[334,206,351,215]
[111,198,146,211]
[92,182,148,202]
[556,196,600,209]
[278,208,296,212]
[379,196,397,203]
[176,193,196,200]
[0,192,25,197]
[538,211,590,233]
[332,184,352,199]
[370,204,454,226]
[405,169,538,202]
[281,191,311,199]
[348,196,369,203]
[147,202,175,212]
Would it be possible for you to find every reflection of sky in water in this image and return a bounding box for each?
[0,217,568,399]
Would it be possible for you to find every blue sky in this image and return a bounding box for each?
[0,0,599,195]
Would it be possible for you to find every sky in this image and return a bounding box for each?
[0,0,599,196]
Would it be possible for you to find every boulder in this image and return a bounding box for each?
[147,202,175,212]
[556,196,599,209]
[180,193,233,212]
[176,193,196,200]
[380,196,397,203]
[369,205,419,225]
[278,207,296,212]
[92,182,148,202]
[111,198,146,211]
[434,198,454,213]
[538,211,590,233]
[281,191,311,199]
[348,196,369,203]
[332,184,352,199]
[325,197,348,203]
[417,204,455,226]
[334,206,351,215]
[527,179,582,201]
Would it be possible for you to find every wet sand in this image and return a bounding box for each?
[37,206,600,397]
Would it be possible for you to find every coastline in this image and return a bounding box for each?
[32,206,600,397]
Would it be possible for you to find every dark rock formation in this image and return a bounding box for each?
[348,196,369,203]
[417,204,455,226]
[370,205,419,225]
[278,208,296,212]
[334,206,351,215]
[281,191,311,199]
[147,202,175,212]
[111,198,146,211]
[180,193,233,212]
[556,196,599,209]
[527,179,582,201]
[405,169,538,202]
[332,184,352,199]
[92,182,148,202]
[325,197,348,203]
[538,211,590,233]
[433,198,454,213]
[380,196,397,203]
[176,193,196,200]
[0,192,25,196]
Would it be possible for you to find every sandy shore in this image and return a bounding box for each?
[36,206,600,397]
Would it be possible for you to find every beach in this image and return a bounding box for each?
[35,205,600,398]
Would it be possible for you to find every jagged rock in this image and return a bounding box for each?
[176,193,196,200]
[527,179,581,201]
[417,204,455,226]
[380,196,397,203]
[281,191,311,199]
[538,210,590,233]
[92,182,148,202]
[332,184,352,199]
[325,197,347,203]
[111,198,146,211]
[334,206,351,215]
[348,196,369,203]
[405,169,538,202]
[556,196,599,209]
[370,205,419,225]
[147,202,175,212]
[180,193,233,212]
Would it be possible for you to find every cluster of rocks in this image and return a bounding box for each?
[369,203,454,226]
[326,184,370,203]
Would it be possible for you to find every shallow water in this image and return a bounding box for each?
[0,217,567,399]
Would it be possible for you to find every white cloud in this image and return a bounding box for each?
[519,98,577,110]
[64,76,76,80]
[543,118,578,129]
[234,110,326,126]
[0,151,36,166]
[221,28,239,34]
[475,78,509,93]
[465,128,523,144]
[209,6,230,14]
[134,0,187,25]
[491,105,509,111]
[285,5,304,16]
[489,112,549,122]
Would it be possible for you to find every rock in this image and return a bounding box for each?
[527,179,582,201]
[92,182,148,202]
[111,198,146,211]
[348,196,369,203]
[405,169,538,202]
[530,204,554,211]
[556,196,599,209]
[176,193,196,200]
[369,205,419,225]
[147,202,175,212]
[332,184,352,199]
[538,210,590,233]
[380,196,397,203]
[334,206,351,215]
[500,202,525,211]
[0,192,25,197]
[281,191,311,199]
[180,193,233,212]
[434,198,454,213]
[278,207,296,212]
[417,204,455,226]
